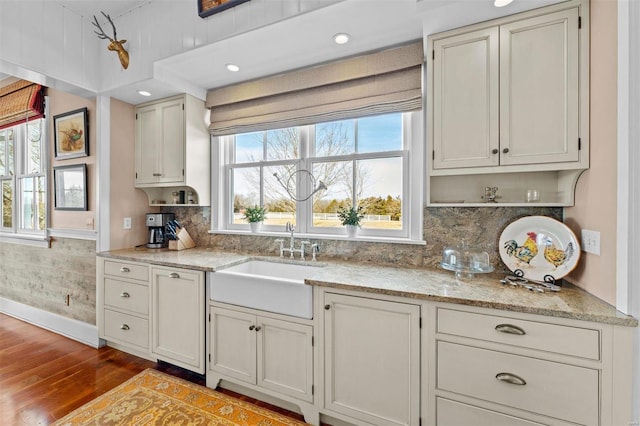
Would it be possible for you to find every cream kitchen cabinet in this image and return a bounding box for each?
[321,291,421,426]
[97,258,153,361]
[207,303,317,422]
[428,305,634,426]
[427,0,589,206]
[150,265,205,373]
[134,94,210,206]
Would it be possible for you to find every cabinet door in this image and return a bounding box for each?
[500,8,579,165]
[210,306,257,384]
[433,27,499,169]
[158,99,184,184]
[151,267,205,373]
[324,293,420,426]
[257,316,313,402]
[135,105,160,184]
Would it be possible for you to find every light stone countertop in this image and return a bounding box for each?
[98,248,638,327]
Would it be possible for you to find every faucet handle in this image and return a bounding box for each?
[311,243,319,261]
[299,241,311,260]
[274,239,285,257]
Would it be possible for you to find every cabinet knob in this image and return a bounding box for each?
[502,148,510,154]
[255,326,262,332]
[120,266,130,273]
[120,292,130,298]
[491,149,499,154]
[324,304,331,310]
[249,325,255,331]
[496,372,526,386]
[120,324,130,331]
[169,272,180,278]
[495,324,526,335]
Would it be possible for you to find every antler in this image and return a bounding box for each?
[92,11,115,42]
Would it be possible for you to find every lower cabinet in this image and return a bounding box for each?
[208,303,316,421]
[150,265,205,373]
[322,291,421,426]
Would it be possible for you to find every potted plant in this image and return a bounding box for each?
[242,205,267,233]
[337,205,364,238]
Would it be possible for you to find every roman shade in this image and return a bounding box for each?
[0,79,45,130]
[206,41,423,136]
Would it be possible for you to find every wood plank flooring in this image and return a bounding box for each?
[0,313,305,425]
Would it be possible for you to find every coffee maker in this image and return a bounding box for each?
[146,213,175,249]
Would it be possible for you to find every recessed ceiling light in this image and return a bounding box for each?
[494,0,513,7]
[137,90,151,97]
[226,63,240,72]
[333,33,350,45]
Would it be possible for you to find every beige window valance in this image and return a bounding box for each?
[206,41,424,136]
[0,79,45,130]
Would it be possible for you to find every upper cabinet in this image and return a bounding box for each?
[427,0,588,206]
[134,94,211,206]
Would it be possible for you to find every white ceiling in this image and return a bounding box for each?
[43,0,561,105]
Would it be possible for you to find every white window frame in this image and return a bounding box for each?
[210,111,424,244]
[0,116,49,246]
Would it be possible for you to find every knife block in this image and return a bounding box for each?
[168,228,196,251]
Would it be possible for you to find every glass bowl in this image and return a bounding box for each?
[440,242,494,279]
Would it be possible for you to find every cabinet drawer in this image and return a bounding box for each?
[437,341,598,425]
[104,279,149,315]
[104,309,149,349]
[436,397,545,426]
[104,260,149,282]
[437,308,600,360]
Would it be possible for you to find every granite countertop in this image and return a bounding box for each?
[98,248,638,327]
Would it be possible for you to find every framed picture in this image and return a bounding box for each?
[54,107,88,160]
[198,0,250,18]
[54,164,87,211]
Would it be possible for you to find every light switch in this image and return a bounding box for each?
[581,229,600,255]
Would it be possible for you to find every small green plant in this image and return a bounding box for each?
[337,205,364,227]
[242,205,267,223]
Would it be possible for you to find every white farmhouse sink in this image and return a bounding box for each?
[209,260,319,319]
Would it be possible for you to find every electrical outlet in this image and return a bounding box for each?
[123,217,132,230]
[581,229,601,255]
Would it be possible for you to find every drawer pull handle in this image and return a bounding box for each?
[120,292,130,298]
[120,324,130,331]
[153,173,162,176]
[120,267,130,273]
[169,272,180,278]
[495,324,526,335]
[496,372,526,386]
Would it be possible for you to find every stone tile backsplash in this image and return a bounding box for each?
[162,206,562,274]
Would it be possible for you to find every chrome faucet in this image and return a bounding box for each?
[275,222,312,260]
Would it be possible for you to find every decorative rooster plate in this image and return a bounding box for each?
[499,216,581,282]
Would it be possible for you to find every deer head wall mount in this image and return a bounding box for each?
[92,11,129,69]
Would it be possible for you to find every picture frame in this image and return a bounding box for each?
[54,107,88,160]
[198,0,250,18]
[54,164,88,211]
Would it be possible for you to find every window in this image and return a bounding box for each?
[0,119,47,238]
[214,112,423,242]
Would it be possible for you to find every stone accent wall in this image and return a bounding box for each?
[162,206,562,275]
[0,237,96,324]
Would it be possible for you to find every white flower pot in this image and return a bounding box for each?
[249,222,262,233]
[345,225,358,238]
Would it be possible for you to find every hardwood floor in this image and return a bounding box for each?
[0,313,305,425]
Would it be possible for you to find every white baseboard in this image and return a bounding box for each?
[0,297,103,348]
